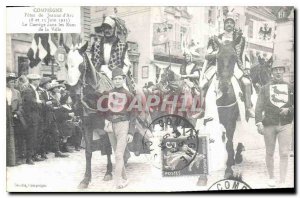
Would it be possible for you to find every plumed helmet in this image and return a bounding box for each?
[224,11,237,24]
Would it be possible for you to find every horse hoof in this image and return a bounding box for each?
[78,181,89,189]
[103,173,113,181]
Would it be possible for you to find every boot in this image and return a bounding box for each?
[33,155,44,162]
[75,146,80,151]
[55,151,69,158]
[62,143,73,153]
[26,158,35,165]
[40,153,48,159]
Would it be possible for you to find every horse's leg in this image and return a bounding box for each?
[78,118,93,189]
[218,104,239,179]
[103,153,113,181]
[103,132,113,181]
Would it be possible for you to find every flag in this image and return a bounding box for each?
[63,33,82,49]
[152,22,172,46]
[27,33,58,68]
[253,21,276,42]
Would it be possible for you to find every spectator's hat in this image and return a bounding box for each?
[57,79,66,84]
[6,73,17,80]
[48,82,63,91]
[27,73,41,80]
[272,59,287,71]
[40,77,52,86]
[147,81,155,88]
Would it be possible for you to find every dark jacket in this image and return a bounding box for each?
[38,88,59,129]
[98,87,136,135]
[55,105,74,137]
[21,85,41,124]
[7,88,26,128]
[255,80,294,126]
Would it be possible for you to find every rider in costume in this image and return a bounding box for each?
[91,15,134,92]
[202,12,255,119]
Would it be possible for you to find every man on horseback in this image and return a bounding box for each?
[91,15,133,91]
[202,12,255,119]
[180,50,201,95]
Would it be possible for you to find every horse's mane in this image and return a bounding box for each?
[81,53,98,89]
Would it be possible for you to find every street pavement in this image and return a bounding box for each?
[6,119,294,192]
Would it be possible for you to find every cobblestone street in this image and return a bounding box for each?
[7,120,294,192]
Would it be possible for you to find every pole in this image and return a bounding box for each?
[51,57,55,79]
[167,41,171,66]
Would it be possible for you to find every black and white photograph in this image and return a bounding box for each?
[5,5,295,192]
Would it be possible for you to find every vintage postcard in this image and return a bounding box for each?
[6,6,295,192]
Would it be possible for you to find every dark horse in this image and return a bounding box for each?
[213,38,241,178]
[63,42,114,189]
[250,56,272,93]
[155,66,196,134]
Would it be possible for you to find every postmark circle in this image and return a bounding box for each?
[142,114,200,172]
[208,179,252,190]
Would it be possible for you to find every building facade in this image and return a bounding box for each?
[271,7,294,83]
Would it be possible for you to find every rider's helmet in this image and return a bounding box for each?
[223,11,237,25]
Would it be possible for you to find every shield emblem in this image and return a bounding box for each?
[269,84,288,108]
[108,92,127,113]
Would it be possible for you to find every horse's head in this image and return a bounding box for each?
[64,41,95,87]
[216,41,238,79]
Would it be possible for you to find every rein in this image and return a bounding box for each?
[217,100,237,108]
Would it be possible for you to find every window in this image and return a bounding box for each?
[278,10,285,18]
[248,20,254,38]
[142,66,149,79]
[180,26,187,47]
[17,56,29,76]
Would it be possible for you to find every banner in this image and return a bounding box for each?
[152,22,172,46]
[253,20,276,42]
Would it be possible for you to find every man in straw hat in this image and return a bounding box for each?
[39,77,69,158]
[21,73,44,164]
[255,59,294,187]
